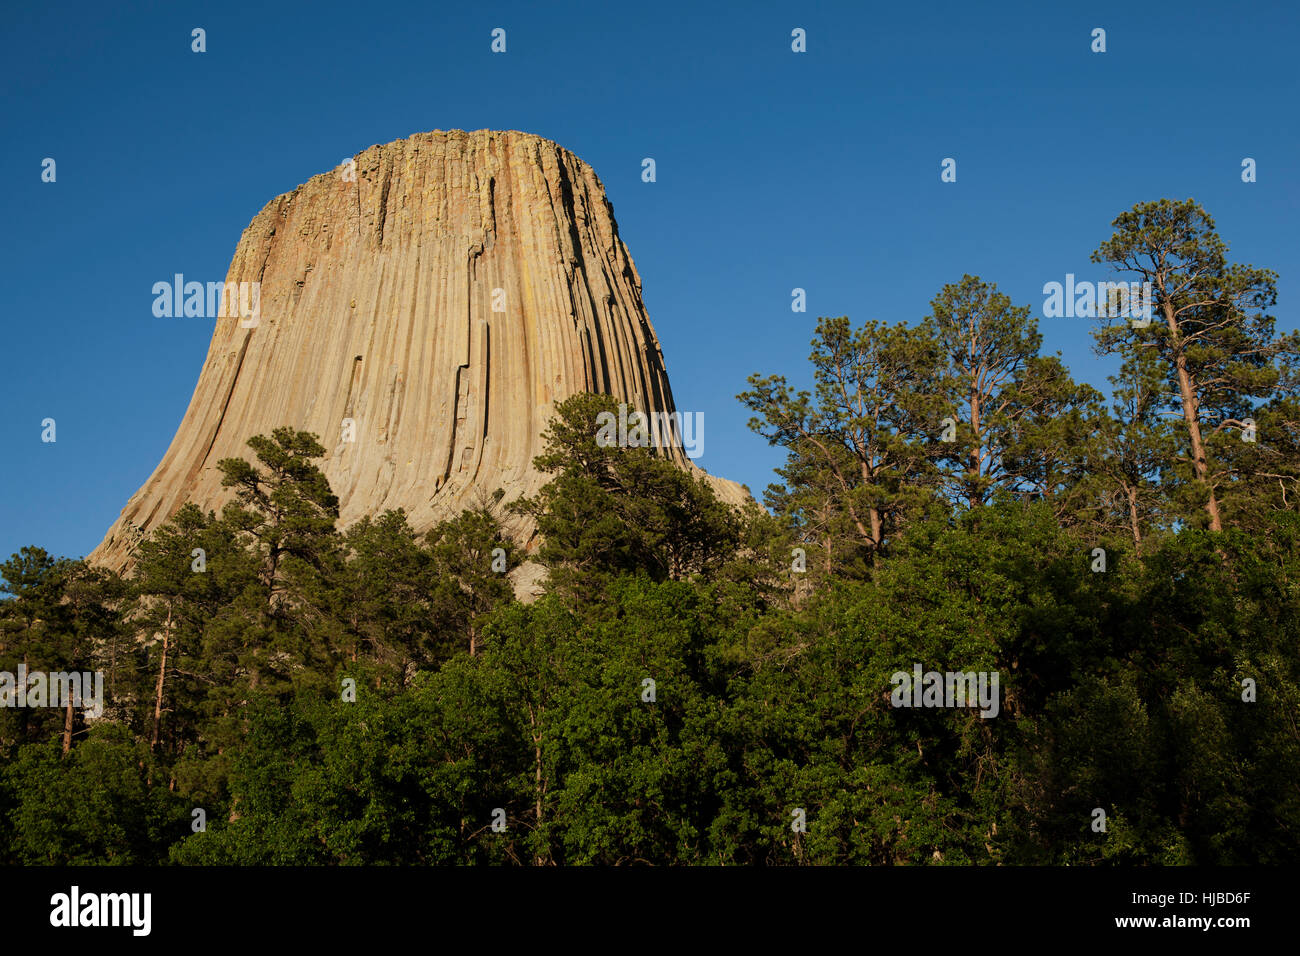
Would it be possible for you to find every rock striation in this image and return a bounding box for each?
[91,129,748,573]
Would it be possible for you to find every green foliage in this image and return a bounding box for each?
[1090,198,1298,530]
[2,725,187,864]
[739,315,943,578]
[6,197,1299,866]
[925,275,1104,514]
[513,393,743,595]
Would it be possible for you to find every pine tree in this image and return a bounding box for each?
[215,428,342,696]
[1086,346,1178,553]
[1091,199,1296,531]
[131,503,257,760]
[926,275,1101,513]
[514,393,742,596]
[739,316,943,575]
[424,494,517,658]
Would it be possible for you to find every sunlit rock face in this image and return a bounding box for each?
[92,129,748,574]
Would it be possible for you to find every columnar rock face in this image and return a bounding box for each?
[91,129,748,573]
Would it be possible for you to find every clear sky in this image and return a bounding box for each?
[2,0,1297,562]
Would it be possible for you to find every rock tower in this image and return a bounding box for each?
[91,129,747,573]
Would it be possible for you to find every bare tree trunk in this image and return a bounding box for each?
[1126,485,1143,556]
[527,703,545,865]
[534,739,543,836]
[151,609,172,752]
[854,455,884,563]
[968,393,983,509]
[1164,298,1223,531]
[62,695,73,755]
[867,506,883,567]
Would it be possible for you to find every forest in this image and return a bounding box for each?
[2,198,1298,865]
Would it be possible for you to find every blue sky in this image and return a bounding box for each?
[2,0,1297,562]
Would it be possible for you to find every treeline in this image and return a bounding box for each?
[2,198,1298,865]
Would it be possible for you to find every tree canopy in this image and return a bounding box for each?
[3,198,1297,866]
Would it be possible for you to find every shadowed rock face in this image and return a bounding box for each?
[91,129,748,573]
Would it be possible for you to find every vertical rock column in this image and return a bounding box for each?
[91,129,748,574]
